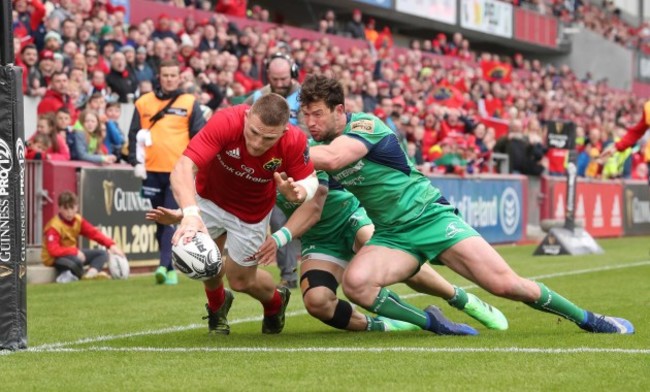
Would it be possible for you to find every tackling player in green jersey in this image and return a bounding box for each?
[298,74,634,335]
[255,170,508,333]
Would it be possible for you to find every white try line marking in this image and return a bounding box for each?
[22,346,650,355]
[16,259,650,355]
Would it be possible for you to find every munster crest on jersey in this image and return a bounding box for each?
[263,157,282,171]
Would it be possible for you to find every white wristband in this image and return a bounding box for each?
[295,175,319,202]
[182,206,201,217]
[271,227,292,248]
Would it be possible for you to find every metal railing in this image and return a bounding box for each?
[25,160,49,247]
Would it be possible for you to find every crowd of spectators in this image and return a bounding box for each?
[11,0,650,181]
[513,0,650,53]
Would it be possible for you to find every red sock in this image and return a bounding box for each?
[263,289,282,316]
[205,285,225,312]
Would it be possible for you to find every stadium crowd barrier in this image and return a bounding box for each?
[428,174,528,243]
[539,175,650,238]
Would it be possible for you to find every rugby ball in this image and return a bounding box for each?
[108,254,130,280]
[171,232,222,281]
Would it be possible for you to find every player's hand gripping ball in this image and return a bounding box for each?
[172,232,222,280]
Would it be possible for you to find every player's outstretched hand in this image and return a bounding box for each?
[598,144,616,162]
[255,236,278,266]
[274,172,306,203]
[172,215,208,245]
[146,206,182,225]
[108,245,126,258]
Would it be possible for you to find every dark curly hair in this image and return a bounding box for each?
[299,74,344,111]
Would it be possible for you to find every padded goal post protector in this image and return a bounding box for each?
[0,0,13,65]
[0,64,27,350]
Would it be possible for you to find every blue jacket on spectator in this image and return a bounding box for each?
[104,120,125,157]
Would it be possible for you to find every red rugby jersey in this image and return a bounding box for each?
[184,105,313,223]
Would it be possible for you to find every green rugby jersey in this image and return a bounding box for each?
[315,112,441,228]
[275,171,361,241]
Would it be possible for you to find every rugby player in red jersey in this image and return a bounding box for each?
[170,93,318,334]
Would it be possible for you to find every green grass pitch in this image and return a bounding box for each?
[2,237,649,391]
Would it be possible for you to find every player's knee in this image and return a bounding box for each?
[303,288,336,320]
[341,270,370,303]
[301,269,339,318]
[484,276,529,300]
[227,275,254,293]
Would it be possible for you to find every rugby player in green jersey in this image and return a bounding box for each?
[297,74,634,335]
[255,171,507,333]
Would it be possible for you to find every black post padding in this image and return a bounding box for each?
[0,0,14,65]
[0,65,27,351]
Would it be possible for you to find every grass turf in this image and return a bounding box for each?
[2,237,649,391]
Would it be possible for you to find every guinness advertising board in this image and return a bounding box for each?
[79,167,158,261]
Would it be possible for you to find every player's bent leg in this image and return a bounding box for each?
[343,245,420,308]
[439,236,540,302]
[405,263,455,298]
[343,246,475,335]
[407,264,508,330]
[300,262,368,331]
[441,237,634,334]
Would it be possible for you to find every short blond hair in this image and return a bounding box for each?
[249,93,290,127]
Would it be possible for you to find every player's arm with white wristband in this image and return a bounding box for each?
[170,155,207,244]
[257,184,328,265]
[274,171,319,204]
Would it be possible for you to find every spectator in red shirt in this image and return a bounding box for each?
[42,191,125,283]
[37,71,77,119]
[234,55,262,93]
[600,100,650,163]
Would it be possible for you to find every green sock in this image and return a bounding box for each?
[525,282,586,324]
[365,315,385,331]
[447,286,469,310]
[369,288,429,329]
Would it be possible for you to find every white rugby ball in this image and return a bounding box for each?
[108,254,130,280]
[172,232,222,281]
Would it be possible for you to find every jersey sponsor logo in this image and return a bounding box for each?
[499,187,520,236]
[216,154,271,183]
[445,222,465,238]
[166,107,188,117]
[350,119,375,133]
[332,161,365,182]
[263,157,282,171]
[226,148,241,159]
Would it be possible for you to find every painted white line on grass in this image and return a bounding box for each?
[26,260,650,353]
[27,310,307,352]
[25,346,650,355]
